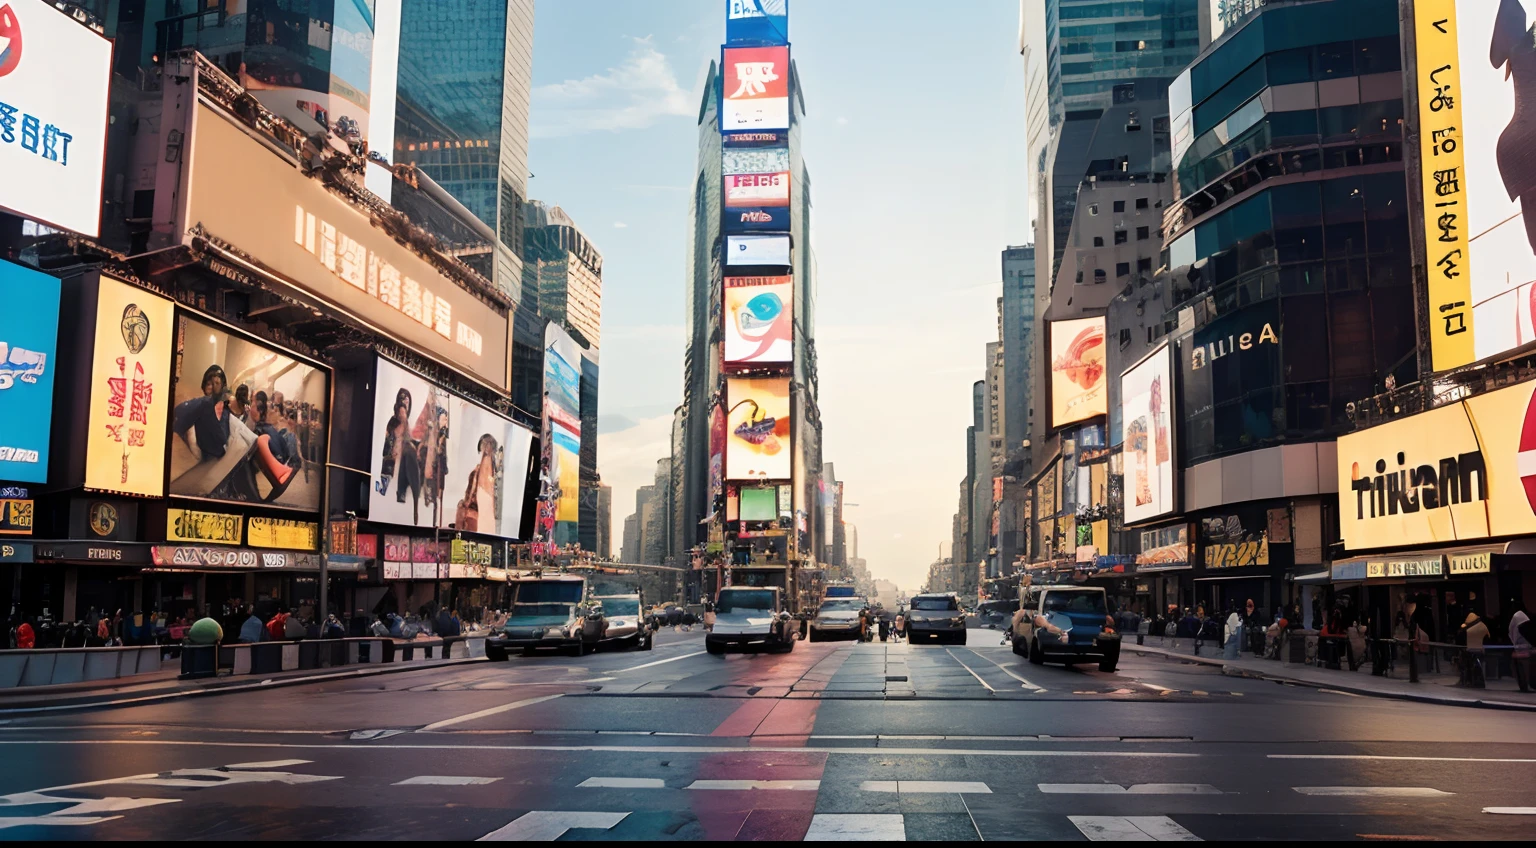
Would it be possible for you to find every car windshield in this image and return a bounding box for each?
[911,596,958,611]
[508,603,574,619]
[597,598,640,617]
[819,600,862,612]
[718,590,775,614]
[513,582,584,605]
[1043,592,1108,615]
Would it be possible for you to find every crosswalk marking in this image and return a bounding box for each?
[805,814,906,841]
[1484,807,1536,814]
[393,776,501,786]
[1041,784,1221,795]
[478,811,629,841]
[860,780,991,794]
[1070,816,1201,841]
[578,777,666,789]
[686,779,820,791]
[1294,787,1452,797]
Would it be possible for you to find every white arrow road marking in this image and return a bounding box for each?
[478,811,629,841]
[1070,816,1201,841]
[0,791,180,830]
[350,730,408,740]
[1293,787,1452,797]
[419,694,564,731]
[805,814,906,841]
[578,777,666,789]
[686,779,820,791]
[860,780,991,794]
[393,776,501,786]
[82,768,341,790]
[225,760,313,770]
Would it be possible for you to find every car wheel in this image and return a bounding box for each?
[1028,638,1044,665]
[641,634,654,651]
[486,642,508,662]
[1098,647,1120,674]
[706,640,725,655]
[808,629,820,643]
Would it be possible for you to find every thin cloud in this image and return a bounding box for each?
[532,36,694,138]
[614,221,629,228]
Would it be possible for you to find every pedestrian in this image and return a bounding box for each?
[96,615,111,645]
[703,601,717,633]
[266,609,288,641]
[14,617,35,649]
[1458,611,1489,688]
[323,614,346,640]
[1320,609,1348,669]
[1509,603,1534,693]
[1368,607,1392,676]
[894,608,905,642]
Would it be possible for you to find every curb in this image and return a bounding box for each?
[0,657,489,717]
[1126,644,1536,712]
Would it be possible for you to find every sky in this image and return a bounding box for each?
[527,1,1029,592]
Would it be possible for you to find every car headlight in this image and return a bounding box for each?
[545,627,565,639]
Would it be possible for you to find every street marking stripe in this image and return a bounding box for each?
[478,811,629,841]
[614,651,707,673]
[419,694,563,731]
[805,813,906,841]
[961,647,1045,691]
[225,759,312,769]
[1042,784,1221,795]
[861,780,990,794]
[944,649,996,693]
[1484,807,1536,814]
[1271,755,1536,763]
[686,779,820,791]
[393,776,501,786]
[1294,787,1452,797]
[1070,816,1201,842]
[579,777,666,789]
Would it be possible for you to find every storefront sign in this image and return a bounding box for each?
[70,499,139,541]
[0,486,28,499]
[329,519,358,555]
[1332,560,1368,582]
[247,517,320,551]
[383,534,410,562]
[0,542,32,563]
[151,545,320,570]
[1203,537,1270,569]
[449,539,493,566]
[1449,552,1492,575]
[356,533,378,559]
[166,508,242,545]
[33,542,150,565]
[1366,557,1444,579]
[0,498,33,535]
[84,276,175,497]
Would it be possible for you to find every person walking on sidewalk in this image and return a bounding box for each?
[1459,611,1490,688]
[1510,604,1534,693]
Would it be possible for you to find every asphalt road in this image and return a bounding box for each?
[0,628,1532,841]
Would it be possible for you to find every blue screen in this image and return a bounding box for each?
[0,262,61,483]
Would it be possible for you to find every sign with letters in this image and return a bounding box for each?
[247,516,320,550]
[166,508,242,545]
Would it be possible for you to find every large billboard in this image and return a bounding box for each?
[721,45,790,132]
[1050,317,1107,428]
[1410,0,1536,370]
[726,234,790,267]
[543,323,582,544]
[723,276,792,365]
[0,261,59,482]
[168,314,329,511]
[726,0,789,45]
[725,377,790,481]
[241,0,378,145]
[723,147,791,208]
[85,277,176,497]
[179,100,509,391]
[1120,344,1176,525]
[0,0,111,236]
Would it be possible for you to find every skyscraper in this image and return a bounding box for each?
[1000,245,1036,464]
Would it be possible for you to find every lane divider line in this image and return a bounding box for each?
[418,694,563,732]
[612,651,708,674]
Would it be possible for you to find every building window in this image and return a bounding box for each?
[1116,262,1130,277]
[1113,200,1126,213]
[1136,197,1149,210]
[1137,257,1152,272]
[499,178,525,259]
[1114,230,1128,245]
[1093,236,1105,247]
[1137,226,1150,240]
[1094,269,1107,283]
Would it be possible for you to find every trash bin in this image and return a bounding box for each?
[179,643,219,680]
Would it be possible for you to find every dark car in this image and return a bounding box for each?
[905,593,967,645]
[1011,586,1120,671]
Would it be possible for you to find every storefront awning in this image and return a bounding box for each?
[1291,570,1331,585]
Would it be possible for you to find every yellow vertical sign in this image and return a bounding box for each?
[1415,0,1474,371]
[85,276,176,496]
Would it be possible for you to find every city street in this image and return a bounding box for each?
[1,630,1531,841]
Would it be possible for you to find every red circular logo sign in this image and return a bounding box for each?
[1521,387,1536,514]
[0,5,22,79]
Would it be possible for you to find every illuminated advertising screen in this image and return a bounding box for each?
[726,378,790,481]
[724,277,793,365]
[543,323,583,543]
[739,487,777,521]
[726,235,790,266]
[721,45,790,132]
[724,206,790,233]
[723,147,791,208]
[1050,317,1107,428]
[1120,344,1176,525]
[240,0,378,145]
[168,315,329,511]
[726,0,789,45]
[0,0,112,235]
[0,261,59,483]
[1410,0,1536,370]
[709,404,726,503]
[85,276,176,497]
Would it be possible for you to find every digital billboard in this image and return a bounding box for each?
[240,0,379,145]
[543,323,582,544]
[169,315,329,511]
[0,261,59,483]
[1120,344,1176,525]
[0,0,112,236]
[721,45,790,132]
[369,357,452,529]
[726,234,791,267]
[1410,0,1536,370]
[179,101,509,391]
[723,277,793,365]
[1050,317,1107,428]
[85,276,176,497]
[723,147,791,209]
[726,377,790,481]
[726,0,789,45]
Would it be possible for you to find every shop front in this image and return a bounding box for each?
[1134,522,1194,617]
[1191,503,1291,619]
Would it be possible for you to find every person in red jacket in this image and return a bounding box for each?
[15,619,35,649]
[266,610,289,641]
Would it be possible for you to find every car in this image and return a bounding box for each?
[808,597,866,642]
[485,576,656,659]
[591,592,656,651]
[705,587,797,654]
[905,592,967,645]
[1010,585,1120,672]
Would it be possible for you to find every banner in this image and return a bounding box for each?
[0,261,60,483]
[1120,344,1175,525]
[721,45,790,132]
[1050,317,1107,427]
[168,315,328,511]
[247,516,320,550]
[85,276,175,497]
[726,378,791,481]
[166,509,243,545]
[723,277,792,365]
[726,235,790,266]
[369,358,452,529]
[543,324,582,543]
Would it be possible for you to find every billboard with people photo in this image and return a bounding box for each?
[369,357,451,528]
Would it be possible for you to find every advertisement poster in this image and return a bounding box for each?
[0,0,112,235]
[723,276,793,365]
[724,205,790,233]
[721,45,790,132]
[0,261,59,483]
[709,404,726,504]
[1050,317,1107,427]
[168,315,328,511]
[724,148,791,209]
[240,0,377,144]
[726,234,791,266]
[501,421,537,540]
[85,276,175,497]
[1411,0,1536,369]
[543,323,582,544]
[1120,344,1175,525]
[726,0,788,45]
[369,358,452,529]
[725,378,791,481]
[444,396,508,537]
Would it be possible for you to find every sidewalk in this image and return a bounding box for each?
[1125,636,1536,711]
